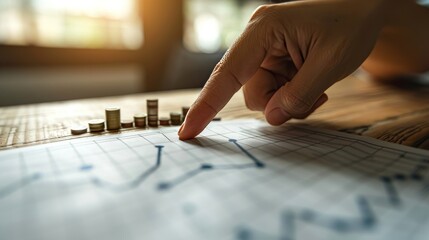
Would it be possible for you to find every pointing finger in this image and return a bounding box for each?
[179,24,267,140]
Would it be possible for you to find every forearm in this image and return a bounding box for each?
[362,0,429,78]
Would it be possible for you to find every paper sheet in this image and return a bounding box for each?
[0,120,428,240]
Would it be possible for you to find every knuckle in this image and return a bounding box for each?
[251,4,274,21]
[248,4,281,44]
[250,4,278,25]
[213,59,225,73]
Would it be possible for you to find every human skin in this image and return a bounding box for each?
[178,0,429,140]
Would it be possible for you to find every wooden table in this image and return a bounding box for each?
[1,73,429,150]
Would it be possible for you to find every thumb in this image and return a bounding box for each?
[264,59,333,125]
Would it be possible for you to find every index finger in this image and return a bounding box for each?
[178,27,267,140]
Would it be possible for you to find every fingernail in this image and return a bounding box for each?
[266,108,291,126]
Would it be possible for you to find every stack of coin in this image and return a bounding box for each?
[134,113,147,128]
[71,125,87,135]
[88,119,105,132]
[170,112,182,126]
[147,99,158,127]
[121,120,133,128]
[105,107,121,131]
[182,106,190,122]
[159,117,170,126]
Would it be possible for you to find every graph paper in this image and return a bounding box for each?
[0,120,428,240]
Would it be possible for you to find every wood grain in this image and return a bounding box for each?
[1,73,429,150]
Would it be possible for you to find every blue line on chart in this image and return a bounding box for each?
[237,196,376,240]
[380,176,401,206]
[0,145,164,198]
[91,145,164,192]
[157,139,264,191]
[0,173,42,200]
[235,158,429,240]
[229,139,265,167]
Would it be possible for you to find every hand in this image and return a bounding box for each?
[179,0,391,140]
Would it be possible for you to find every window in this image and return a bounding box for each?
[0,0,142,49]
[184,0,266,53]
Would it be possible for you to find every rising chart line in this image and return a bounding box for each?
[157,139,264,191]
[0,145,165,198]
[91,145,164,192]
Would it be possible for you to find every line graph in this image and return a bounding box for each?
[0,145,165,196]
[0,138,263,196]
[237,196,375,240]
[229,139,265,168]
[91,145,164,192]
[0,120,428,240]
[236,155,429,240]
[0,173,42,200]
[380,176,401,206]
[157,139,264,190]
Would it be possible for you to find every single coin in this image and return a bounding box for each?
[148,120,158,127]
[159,117,170,126]
[88,119,105,125]
[71,126,87,135]
[146,99,158,105]
[105,107,120,112]
[147,108,158,116]
[134,113,147,119]
[121,120,134,128]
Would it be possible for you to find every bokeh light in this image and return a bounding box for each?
[0,0,142,49]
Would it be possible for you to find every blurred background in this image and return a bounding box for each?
[0,0,267,106]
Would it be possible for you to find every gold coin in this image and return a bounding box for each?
[159,117,170,126]
[88,119,105,125]
[105,108,121,130]
[121,120,134,128]
[88,119,105,132]
[71,126,87,135]
[170,112,181,118]
[134,113,147,119]
[105,107,120,112]
[135,121,146,128]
